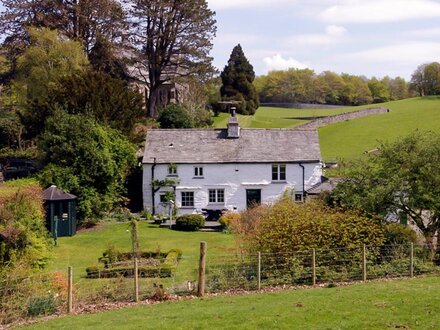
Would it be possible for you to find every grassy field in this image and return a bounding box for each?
[212,97,440,161]
[48,222,236,281]
[23,276,440,329]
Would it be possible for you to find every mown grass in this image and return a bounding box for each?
[212,97,440,161]
[48,222,236,281]
[23,276,440,330]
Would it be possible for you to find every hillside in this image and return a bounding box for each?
[212,97,440,161]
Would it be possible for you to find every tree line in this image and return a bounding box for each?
[254,69,410,106]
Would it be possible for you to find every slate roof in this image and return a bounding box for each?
[142,128,321,164]
[307,177,342,195]
[42,185,77,201]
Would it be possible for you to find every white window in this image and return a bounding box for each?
[209,189,224,203]
[272,164,286,181]
[194,166,204,177]
[181,192,194,207]
[168,164,177,176]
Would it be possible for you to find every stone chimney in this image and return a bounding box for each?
[227,107,240,138]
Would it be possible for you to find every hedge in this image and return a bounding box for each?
[175,214,205,231]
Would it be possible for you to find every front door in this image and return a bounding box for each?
[246,189,261,208]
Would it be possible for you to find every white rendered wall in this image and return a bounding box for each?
[143,162,322,215]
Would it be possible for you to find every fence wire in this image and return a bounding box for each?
[1,244,439,326]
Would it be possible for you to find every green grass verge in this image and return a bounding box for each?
[212,97,440,161]
[23,276,440,329]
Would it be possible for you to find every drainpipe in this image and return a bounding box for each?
[299,163,305,198]
[151,157,157,215]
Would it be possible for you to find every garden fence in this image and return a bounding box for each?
[1,243,439,326]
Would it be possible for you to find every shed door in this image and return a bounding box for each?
[246,189,261,208]
[55,201,71,237]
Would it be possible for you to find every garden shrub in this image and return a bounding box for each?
[175,214,205,231]
[219,212,241,228]
[232,198,385,254]
[27,295,56,317]
[383,223,418,245]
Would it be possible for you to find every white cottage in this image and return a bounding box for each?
[142,115,323,217]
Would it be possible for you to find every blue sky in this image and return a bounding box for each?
[208,0,440,79]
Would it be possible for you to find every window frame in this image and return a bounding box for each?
[194,166,204,178]
[167,164,177,176]
[272,164,286,181]
[181,191,194,208]
[208,189,225,204]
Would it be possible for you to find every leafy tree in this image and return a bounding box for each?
[157,104,194,128]
[333,131,440,250]
[410,62,440,96]
[368,77,390,103]
[386,76,409,100]
[0,0,127,55]
[340,74,372,105]
[22,70,145,139]
[129,0,217,117]
[12,27,88,106]
[38,112,136,221]
[220,44,259,115]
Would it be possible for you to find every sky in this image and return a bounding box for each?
[207,0,440,79]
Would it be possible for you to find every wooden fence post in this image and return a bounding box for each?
[362,244,367,282]
[134,258,139,303]
[198,241,207,297]
[410,243,414,278]
[67,266,73,314]
[312,249,316,286]
[257,252,261,291]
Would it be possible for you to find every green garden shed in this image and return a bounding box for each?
[42,185,77,238]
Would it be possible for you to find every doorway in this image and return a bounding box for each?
[246,189,261,208]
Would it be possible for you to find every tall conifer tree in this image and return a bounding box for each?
[220,44,259,115]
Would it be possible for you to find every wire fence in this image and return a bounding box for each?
[1,243,439,326]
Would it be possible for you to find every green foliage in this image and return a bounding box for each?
[410,62,440,96]
[0,179,51,269]
[333,131,440,247]
[175,214,205,231]
[158,104,194,128]
[27,295,56,317]
[220,44,259,115]
[12,28,88,106]
[23,70,145,139]
[37,112,136,221]
[256,69,407,106]
[232,198,385,254]
[383,223,418,246]
[219,212,241,228]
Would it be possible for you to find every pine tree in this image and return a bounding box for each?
[220,44,259,115]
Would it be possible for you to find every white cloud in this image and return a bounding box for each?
[207,0,294,10]
[288,25,347,46]
[320,0,440,23]
[263,54,310,72]
[344,42,440,65]
[409,27,440,37]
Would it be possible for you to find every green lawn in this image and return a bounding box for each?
[23,276,440,329]
[212,106,356,129]
[49,222,236,281]
[212,97,440,161]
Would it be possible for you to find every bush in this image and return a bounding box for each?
[219,212,241,228]
[175,214,205,231]
[27,295,56,317]
[383,223,418,245]
[232,198,385,255]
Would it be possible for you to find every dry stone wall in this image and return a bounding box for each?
[295,107,389,130]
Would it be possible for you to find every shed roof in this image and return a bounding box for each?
[42,185,77,201]
[142,128,321,164]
